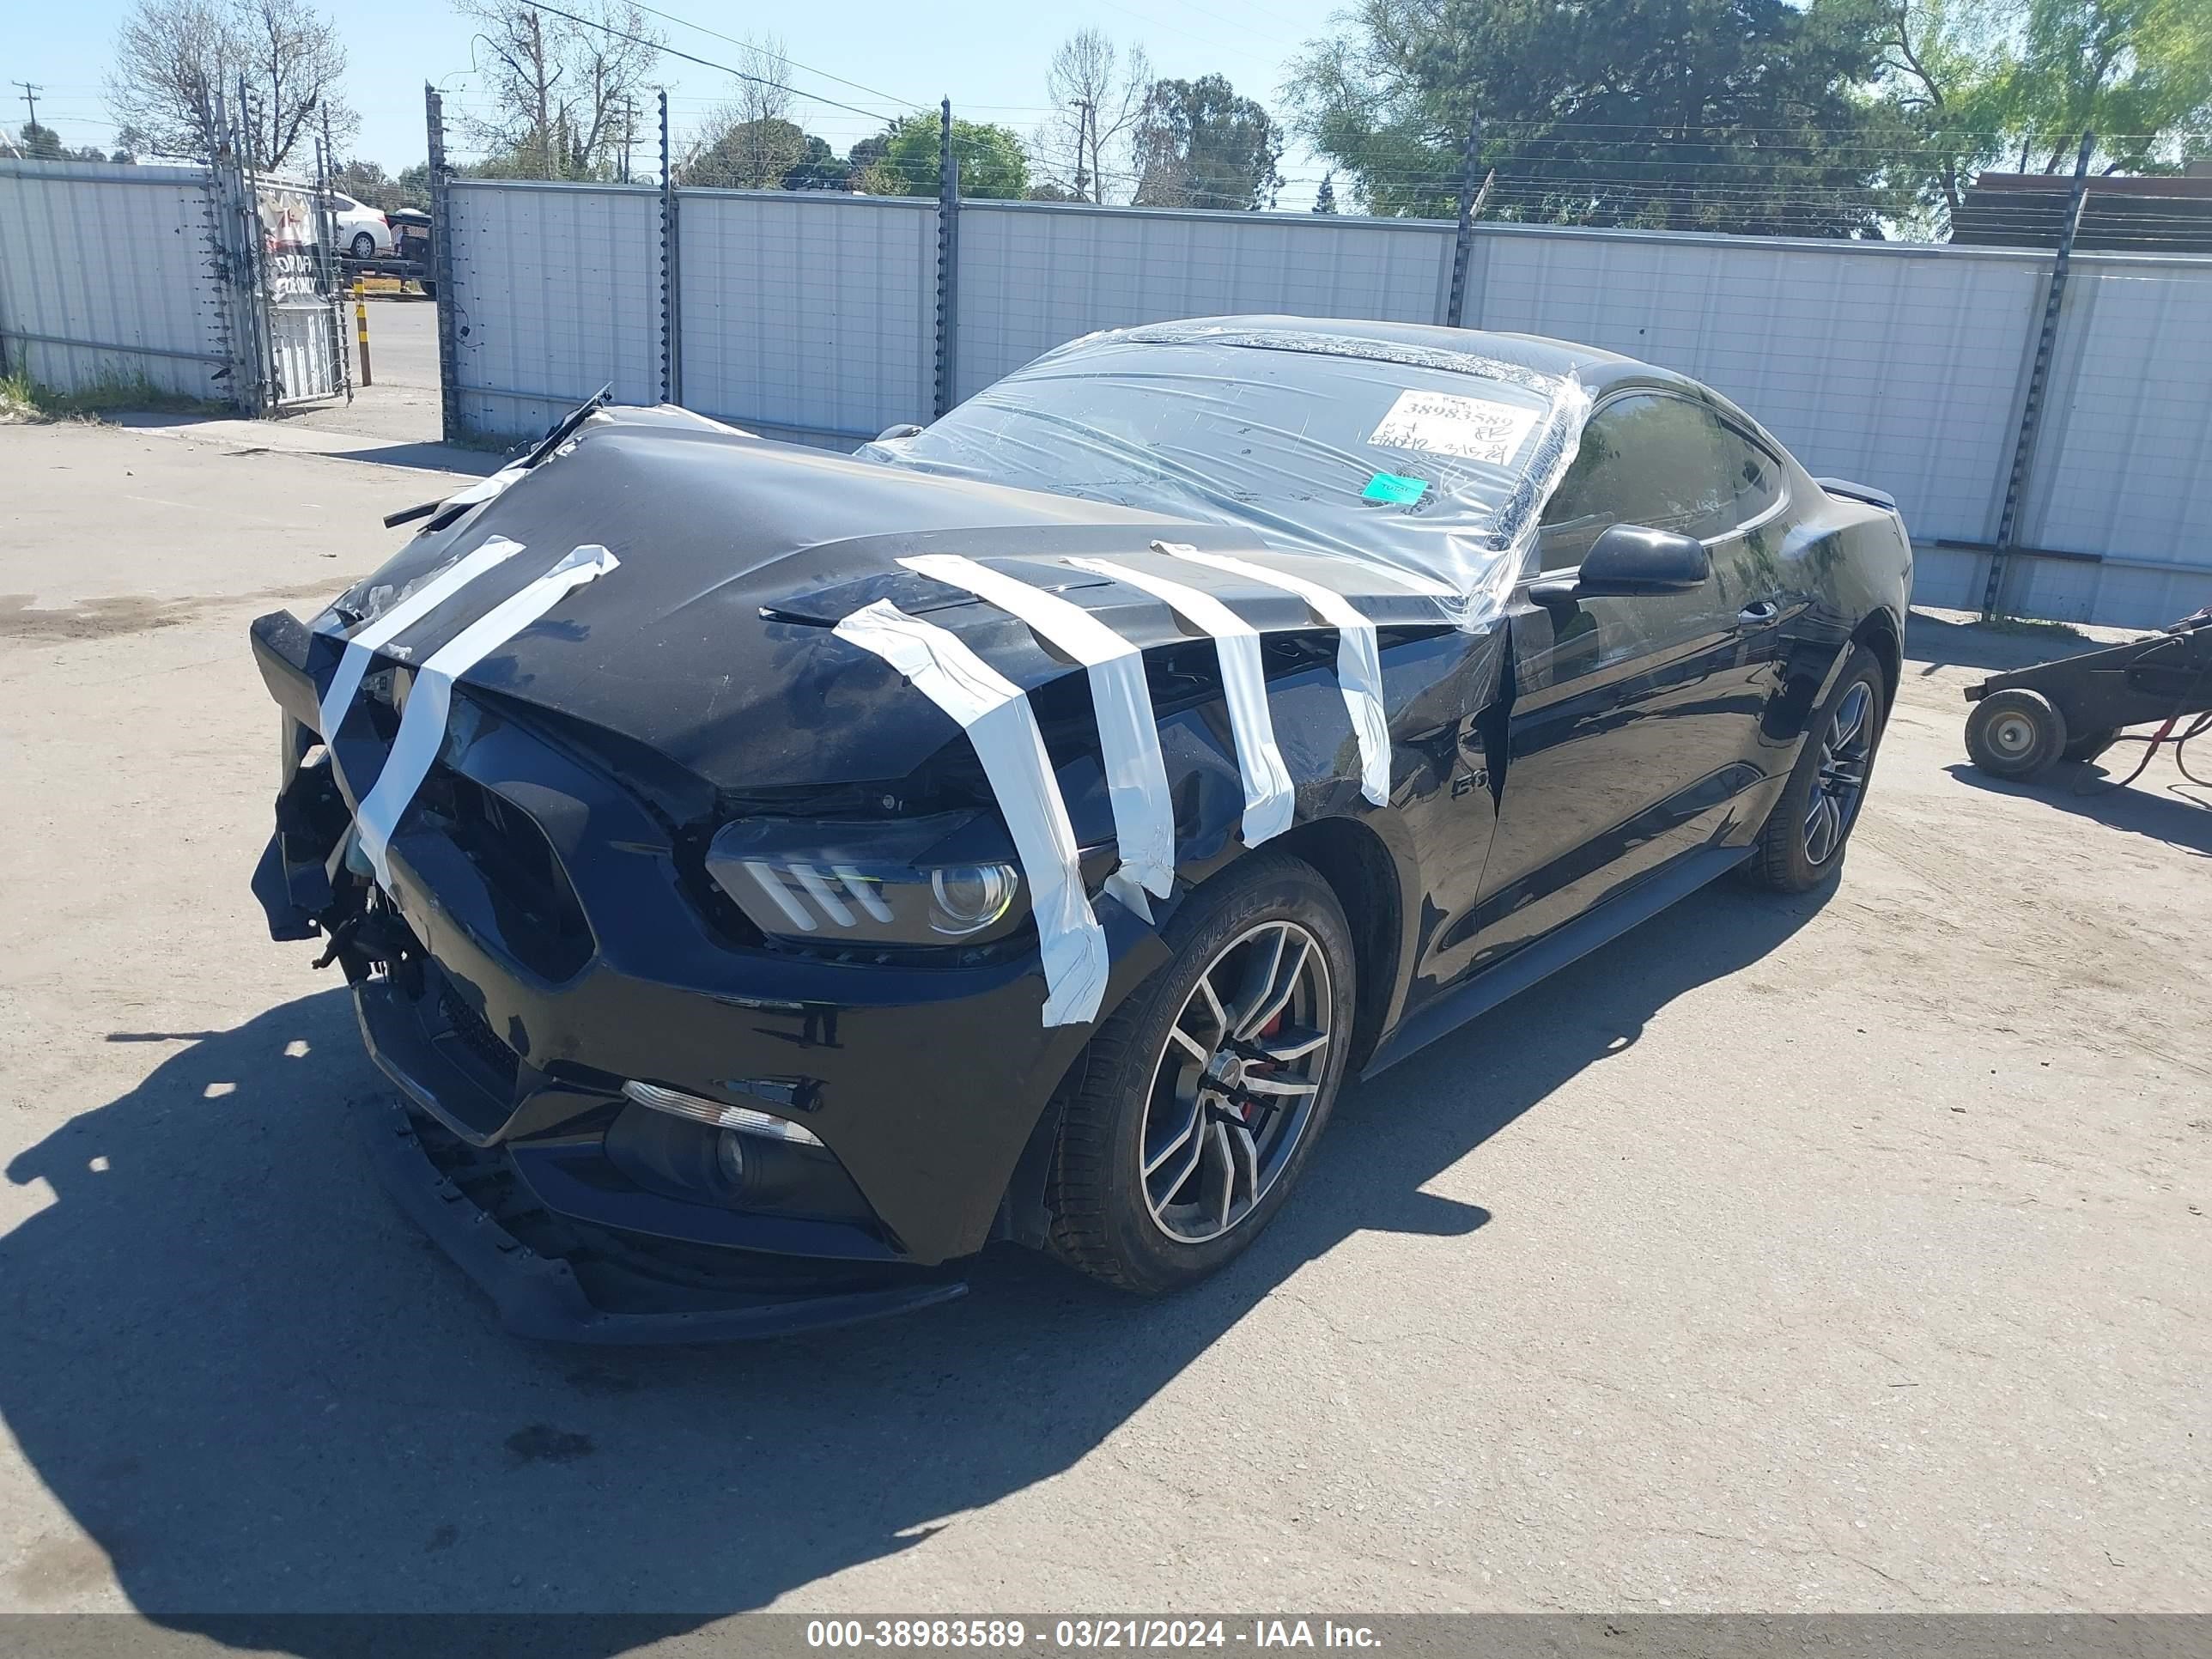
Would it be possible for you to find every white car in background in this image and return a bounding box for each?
[319,191,392,259]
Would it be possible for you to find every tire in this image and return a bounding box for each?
[1965,688,2068,781]
[349,231,376,260]
[2062,726,2118,765]
[1741,643,1888,893]
[1046,854,1357,1295]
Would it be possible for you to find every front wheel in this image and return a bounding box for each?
[1741,643,1887,893]
[1046,854,1356,1295]
[349,231,377,259]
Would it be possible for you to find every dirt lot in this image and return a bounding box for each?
[1,416,2207,1631]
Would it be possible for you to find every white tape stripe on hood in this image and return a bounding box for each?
[1065,555,1295,848]
[897,553,1175,922]
[438,460,531,512]
[834,599,1110,1029]
[355,544,620,890]
[318,536,527,750]
[1169,548,1394,808]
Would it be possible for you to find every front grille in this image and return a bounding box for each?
[412,764,593,981]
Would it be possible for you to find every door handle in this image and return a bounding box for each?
[1737,600,1780,624]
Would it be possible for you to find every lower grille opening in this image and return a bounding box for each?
[436,983,520,1095]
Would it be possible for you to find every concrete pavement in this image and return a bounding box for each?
[1,416,2206,1636]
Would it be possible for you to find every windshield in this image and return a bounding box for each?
[860,324,1589,616]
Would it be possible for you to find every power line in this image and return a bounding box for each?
[518,0,916,130]
[622,0,924,114]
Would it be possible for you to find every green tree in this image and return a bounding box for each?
[869,112,1029,199]
[1287,0,1899,235]
[2004,0,2212,173]
[1864,0,2212,234]
[1865,0,2021,228]
[1313,172,1338,213]
[781,133,849,191]
[1132,75,1284,210]
[682,116,806,188]
[20,121,65,159]
[331,158,396,206]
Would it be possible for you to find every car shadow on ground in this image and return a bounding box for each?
[1944,759,2212,856]
[1902,609,2104,680]
[1,878,1826,1645]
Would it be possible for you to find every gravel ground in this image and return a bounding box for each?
[1,417,2206,1632]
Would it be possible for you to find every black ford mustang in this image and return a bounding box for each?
[249,318,1911,1341]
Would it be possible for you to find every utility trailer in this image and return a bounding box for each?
[1963,608,2212,781]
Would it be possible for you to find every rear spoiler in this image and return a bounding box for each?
[1815,477,1899,514]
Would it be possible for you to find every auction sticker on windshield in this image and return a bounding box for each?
[1370,389,1542,466]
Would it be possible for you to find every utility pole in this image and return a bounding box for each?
[14,81,43,134]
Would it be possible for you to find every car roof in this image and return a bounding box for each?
[1118,313,1689,398]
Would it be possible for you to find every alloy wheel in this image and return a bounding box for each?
[1139,921,1334,1245]
[1803,679,1875,866]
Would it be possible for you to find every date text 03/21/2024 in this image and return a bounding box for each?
[804,1620,1384,1650]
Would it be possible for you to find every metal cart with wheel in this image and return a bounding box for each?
[1963,608,2212,784]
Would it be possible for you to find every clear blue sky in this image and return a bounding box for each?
[4,0,1345,207]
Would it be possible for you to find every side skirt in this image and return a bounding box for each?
[1359,843,1751,1080]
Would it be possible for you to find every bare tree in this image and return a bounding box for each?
[1035,28,1151,204]
[457,0,660,180]
[234,0,356,167]
[681,33,805,189]
[106,0,356,169]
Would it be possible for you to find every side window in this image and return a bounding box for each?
[1719,427,1784,528]
[1537,393,1784,568]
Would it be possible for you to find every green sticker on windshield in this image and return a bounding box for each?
[1362,470,1428,506]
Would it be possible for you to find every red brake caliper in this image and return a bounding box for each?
[1241,1011,1285,1121]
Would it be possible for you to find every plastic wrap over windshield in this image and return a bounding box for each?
[861,322,1590,625]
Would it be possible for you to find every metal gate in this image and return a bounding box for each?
[249,137,348,407]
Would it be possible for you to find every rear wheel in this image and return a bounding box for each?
[1742,644,1887,893]
[349,230,376,259]
[1965,688,2068,780]
[1046,854,1356,1295]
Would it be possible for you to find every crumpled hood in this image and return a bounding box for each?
[326,417,1448,797]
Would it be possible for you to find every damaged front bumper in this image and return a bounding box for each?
[355,1094,967,1345]
[247,607,1169,1340]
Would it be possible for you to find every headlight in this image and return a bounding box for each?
[706,813,1027,946]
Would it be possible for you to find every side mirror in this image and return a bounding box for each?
[875,422,925,442]
[1528,523,1710,615]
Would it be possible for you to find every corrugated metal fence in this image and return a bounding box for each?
[0,159,242,404]
[0,155,347,412]
[435,179,2212,627]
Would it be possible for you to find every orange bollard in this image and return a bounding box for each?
[353,277,373,386]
